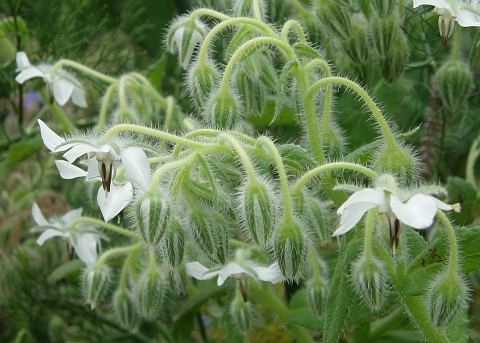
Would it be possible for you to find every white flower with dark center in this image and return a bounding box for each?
[15,52,87,108]
[332,174,460,249]
[38,119,133,222]
[414,1,480,46]
[32,202,100,266]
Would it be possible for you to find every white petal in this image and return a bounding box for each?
[15,67,46,84]
[456,8,480,27]
[32,202,50,226]
[53,77,74,106]
[38,119,65,151]
[36,229,67,246]
[185,261,218,280]
[87,157,100,179]
[16,51,32,69]
[62,144,96,162]
[97,183,133,222]
[413,0,448,8]
[217,263,249,286]
[390,194,438,229]
[61,208,83,225]
[254,263,285,284]
[71,87,87,108]
[121,147,151,191]
[73,233,98,267]
[337,189,385,215]
[55,160,87,179]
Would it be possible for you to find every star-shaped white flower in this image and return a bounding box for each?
[38,119,133,222]
[414,1,480,46]
[186,261,285,286]
[332,175,460,248]
[32,202,100,266]
[15,52,87,108]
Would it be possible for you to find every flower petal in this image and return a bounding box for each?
[121,147,151,191]
[71,87,87,108]
[15,67,46,84]
[73,233,98,267]
[217,263,249,286]
[62,144,97,162]
[390,194,438,229]
[32,202,50,227]
[36,229,67,246]
[186,261,218,280]
[87,157,100,179]
[337,189,385,215]
[53,77,74,106]
[55,160,87,179]
[38,119,65,151]
[412,0,448,8]
[456,8,480,27]
[61,208,83,225]
[16,51,32,69]
[97,183,133,222]
[254,263,285,284]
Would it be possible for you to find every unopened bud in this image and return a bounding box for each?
[305,197,330,245]
[135,191,170,249]
[374,144,416,185]
[435,60,473,112]
[342,24,369,64]
[113,290,137,329]
[380,35,409,84]
[230,290,252,335]
[274,220,308,280]
[187,61,220,109]
[321,123,345,159]
[83,264,110,310]
[160,217,185,268]
[372,15,398,57]
[307,277,328,318]
[166,15,207,69]
[316,1,352,40]
[205,89,240,129]
[371,0,396,18]
[235,69,268,116]
[428,273,468,326]
[134,268,164,320]
[351,256,387,311]
[233,0,266,18]
[189,211,229,264]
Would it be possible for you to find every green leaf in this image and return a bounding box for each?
[288,289,323,331]
[292,42,320,59]
[47,259,84,284]
[4,135,43,171]
[456,227,480,273]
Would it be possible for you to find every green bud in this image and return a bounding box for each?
[307,277,328,318]
[304,197,330,245]
[435,60,473,112]
[189,211,229,264]
[113,290,137,329]
[166,15,207,69]
[342,24,369,64]
[240,179,277,246]
[83,264,110,310]
[380,34,409,84]
[48,315,65,343]
[371,0,396,18]
[0,36,15,68]
[205,89,240,129]
[274,220,308,280]
[321,123,345,159]
[135,191,170,249]
[230,290,252,335]
[351,256,387,311]
[235,69,268,116]
[428,273,468,326]
[187,61,220,109]
[372,16,398,57]
[233,0,266,18]
[373,144,416,185]
[160,217,185,268]
[134,268,164,320]
[316,0,352,40]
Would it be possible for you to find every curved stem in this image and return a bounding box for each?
[151,153,197,189]
[281,20,307,42]
[293,162,378,193]
[307,77,397,148]
[98,85,116,130]
[119,245,142,292]
[130,72,168,107]
[53,59,117,84]
[164,96,174,131]
[436,210,459,277]
[70,217,136,238]
[219,133,257,181]
[189,8,230,21]
[97,244,141,266]
[118,75,129,114]
[465,135,480,191]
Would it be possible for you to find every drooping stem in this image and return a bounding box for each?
[97,244,141,266]
[465,135,480,191]
[70,217,136,239]
[281,19,307,42]
[53,59,117,84]
[98,85,116,130]
[219,133,257,181]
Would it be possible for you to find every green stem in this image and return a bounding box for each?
[164,96,174,131]
[307,77,397,148]
[39,88,76,133]
[436,210,459,277]
[118,75,129,114]
[281,20,307,42]
[151,153,197,189]
[308,248,321,279]
[189,8,230,21]
[363,210,376,262]
[130,72,168,107]
[465,135,480,191]
[219,133,257,181]
[70,217,137,238]
[256,136,293,223]
[250,281,315,343]
[97,244,141,266]
[119,245,141,292]
[53,59,117,84]
[149,250,157,273]
[98,85,116,130]
[451,26,462,61]
[293,162,378,193]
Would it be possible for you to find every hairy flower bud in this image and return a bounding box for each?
[166,15,208,69]
[113,290,137,329]
[83,264,110,310]
[374,144,416,185]
[135,191,170,249]
[351,256,387,311]
[239,179,276,246]
[161,217,185,268]
[205,89,240,129]
[307,277,328,318]
[230,290,252,334]
[134,268,164,320]
[274,220,308,280]
[304,197,330,245]
[316,0,352,40]
[187,61,220,109]
[233,0,266,18]
[189,211,229,264]
[342,24,369,64]
[371,0,396,18]
[372,15,398,57]
[428,272,468,326]
[235,69,268,116]
[435,60,473,112]
[380,35,409,84]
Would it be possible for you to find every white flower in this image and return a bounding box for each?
[15,52,87,108]
[38,119,133,222]
[186,261,285,286]
[414,1,480,46]
[332,175,460,248]
[32,202,100,266]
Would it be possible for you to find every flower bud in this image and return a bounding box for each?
[134,268,164,320]
[371,0,396,18]
[235,69,268,116]
[304,197,330,245]
[373,144,416,185]
[135,191,170,249]
[351,256,387,311]
[316,0,352,40]
[48,315,65,343]
[189,211,229,264]
[166,15,208,69]
[230,290,252,335]
[321,123,345,159]
[307,277,328,318]
[205,89,240,129]
[372,15,398,57]
[233,0,266,18]
[435,60,473,112]
[83,264,110,310]
[187,61,220,109]
[342,24,369,64]
[113,290,137,329]
[380,35,409,84]
[239,179,276,245]
[160,217,185,268]
[274,220,308,280]
[427,273,468,326]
